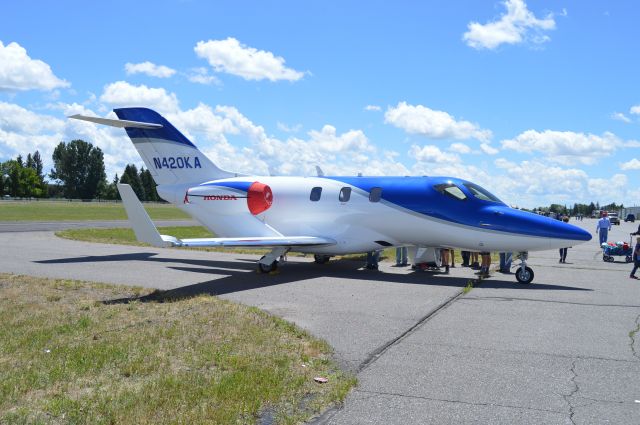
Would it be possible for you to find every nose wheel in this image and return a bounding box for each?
[515,252,534,284]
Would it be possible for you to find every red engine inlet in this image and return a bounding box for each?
[247,181,273,215]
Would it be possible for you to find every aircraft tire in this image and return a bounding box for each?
[314,255,331,264]
[515,266,534,284]
[258,258,278,273]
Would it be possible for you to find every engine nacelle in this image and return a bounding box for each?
[185,181,272,216]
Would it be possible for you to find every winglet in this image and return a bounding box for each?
[117,184,175,247]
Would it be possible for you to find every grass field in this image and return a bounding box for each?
[57,226,214,246]
[0,201,189,221]
[0,274,356,424]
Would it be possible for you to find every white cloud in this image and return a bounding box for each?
[449,142,472,154]
[100,81,179,114]
[493,158,589,201]
[194,38,305,82]
[0,101,138,180]
[186,67,220,85]
[277,122,302,133]
[620,158,640,170]
[463,0,556,50]
[630,105,640,116]
[611,112,631,123]
[588,174,628,201]
[0,41,69,91]
[124,61,176,78]
[365,105,381,111]
[501,129,619,165]
[0,102,64,134]
[409,145,461,164]
[385,102,492,142]
[480,143,499,155]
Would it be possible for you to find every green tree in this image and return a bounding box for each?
[1,160,43,197]
[119,164,144,200]
[50,140,106,199]
[139,167,159,202]
[28,150,45,184]
[98,174,119,200]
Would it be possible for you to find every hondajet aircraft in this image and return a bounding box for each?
[71,108,592,283]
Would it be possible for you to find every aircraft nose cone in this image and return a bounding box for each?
[493,208,592,242]
[562,223,592,242]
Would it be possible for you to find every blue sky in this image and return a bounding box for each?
[1,0,639,208]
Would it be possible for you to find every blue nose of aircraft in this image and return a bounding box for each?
[490,207,592,242]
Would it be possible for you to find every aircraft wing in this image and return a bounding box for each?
[159,235,335,248]
[117,183,335,249]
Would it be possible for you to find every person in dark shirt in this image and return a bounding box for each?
[631,237,640,279]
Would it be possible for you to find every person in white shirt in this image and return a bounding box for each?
[596,212,612,245]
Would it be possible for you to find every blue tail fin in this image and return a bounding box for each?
[114,108,236,185]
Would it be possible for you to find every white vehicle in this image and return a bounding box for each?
[608,212,620,225]
[71,108,592,284]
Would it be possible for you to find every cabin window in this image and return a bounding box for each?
[339,187,351,202]
[434,183,467,201]
[369,187,382,202]
[463,183,502,203]
[310,187,322,201]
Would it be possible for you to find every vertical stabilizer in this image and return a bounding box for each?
[113,107,237,185]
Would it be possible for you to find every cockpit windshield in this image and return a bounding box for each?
[463,183,503,203]
[433,183,467,201]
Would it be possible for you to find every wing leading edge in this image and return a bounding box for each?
[117,184,335,249]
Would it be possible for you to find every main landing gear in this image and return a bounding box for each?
[514,251,534,284]
[313,254,331,264]
[257,247,289,274]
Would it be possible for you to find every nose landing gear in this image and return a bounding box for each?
[514,252,534,284]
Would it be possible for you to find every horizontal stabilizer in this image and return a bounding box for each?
[69,114,163,129]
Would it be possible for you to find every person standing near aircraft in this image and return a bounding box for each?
[477,252,491,277]
[499,252,512,273]
[559,216,570,263]
[366,250,380,270]
[460,250,471,267]
[596,212,612,245]
[470,252,480,269]
[395,247,408,266]
[440,249,450,273]
[630,237,640,279]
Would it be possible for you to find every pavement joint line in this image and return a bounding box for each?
[355,287,468,374]
[311,282,481,424]
[354,389,565,415]
[562,359,580,425]
[462,296,640,309]
[630,314,640,361]
[397,341,640,364]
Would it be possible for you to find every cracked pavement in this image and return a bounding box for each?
[1,220,639,424]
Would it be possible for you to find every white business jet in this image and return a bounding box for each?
[71,108,592,284]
